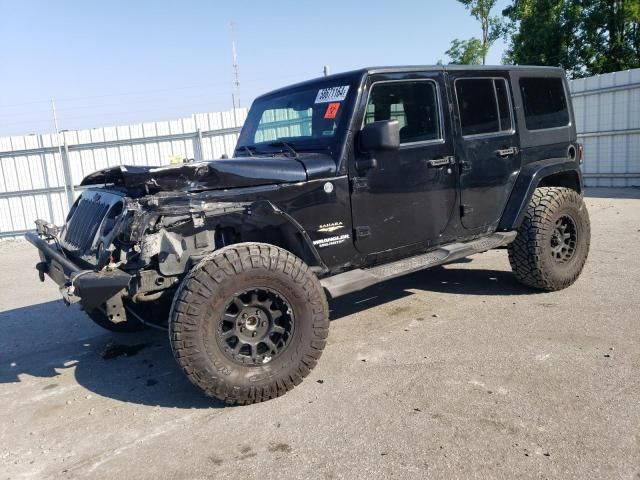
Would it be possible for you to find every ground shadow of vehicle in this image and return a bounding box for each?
[0,300,222,409]
[329,262,537,320]
[1,261,534,407]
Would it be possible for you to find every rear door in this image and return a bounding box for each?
[449,74,522,231]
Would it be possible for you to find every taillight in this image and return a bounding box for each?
[578,143,584,165]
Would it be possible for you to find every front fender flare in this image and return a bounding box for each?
[245,200,328,273]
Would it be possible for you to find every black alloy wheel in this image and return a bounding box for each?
[550,214,578,263]
[217,288,294,366]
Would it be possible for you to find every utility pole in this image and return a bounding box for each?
[51,97,60,139]
[229,21,241,127]
[51,98,69,205]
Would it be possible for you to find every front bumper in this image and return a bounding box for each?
[25,227,131,311]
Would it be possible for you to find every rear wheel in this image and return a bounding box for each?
[508,187,590,291]
[169,243,329,405]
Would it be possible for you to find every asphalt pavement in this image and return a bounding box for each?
[1,188,639,480]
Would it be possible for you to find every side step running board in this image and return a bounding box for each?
[321,231,517,298]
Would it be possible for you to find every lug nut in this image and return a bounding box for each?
[252,332,256,337]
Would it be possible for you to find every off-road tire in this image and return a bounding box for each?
[508,187,590,291]
[86,306,147,333]
[169,243,329,405]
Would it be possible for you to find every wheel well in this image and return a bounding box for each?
[216,224,321,269]
[498,168,583,231]
[538,170,581,193]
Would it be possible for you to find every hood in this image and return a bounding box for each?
[80,156,335,193]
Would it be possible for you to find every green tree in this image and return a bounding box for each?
[503,0,640,77]
[502,0,583,73]
[456,0,503,64]
[446,38,486,64]
[581,0,640,74]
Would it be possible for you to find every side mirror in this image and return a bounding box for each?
[360,120,400,152]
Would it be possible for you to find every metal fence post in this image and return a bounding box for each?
[37,135,55,223]
[61,142,75,209]
[194,128,204,162]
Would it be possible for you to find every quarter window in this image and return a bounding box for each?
[455,78,513,136]
[519,77,570,130]
[365,81,442,144]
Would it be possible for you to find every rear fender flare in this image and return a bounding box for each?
[498,159,583,231]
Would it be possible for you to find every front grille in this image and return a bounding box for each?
[61,197,110,253]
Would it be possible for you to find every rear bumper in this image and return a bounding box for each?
[25,230,131,311]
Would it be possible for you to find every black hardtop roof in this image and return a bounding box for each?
[256,65,565,100]
[364,64,563,74]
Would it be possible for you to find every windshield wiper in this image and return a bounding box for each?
[237,145,256,157]
[268,141,299,159]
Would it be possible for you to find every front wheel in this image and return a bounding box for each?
[169,243,329,405]
[508,187,590,291]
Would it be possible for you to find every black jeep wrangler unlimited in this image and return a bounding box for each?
[27,66,590,405]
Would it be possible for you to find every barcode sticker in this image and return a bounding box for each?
[315,85,350,104]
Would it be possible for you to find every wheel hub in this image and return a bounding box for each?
[550,214,578,263]
[216,288,294,366]
[236,308,269,339]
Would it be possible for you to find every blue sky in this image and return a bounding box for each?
[0,0,510,136]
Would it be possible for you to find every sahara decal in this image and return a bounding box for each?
[318,221,344,233]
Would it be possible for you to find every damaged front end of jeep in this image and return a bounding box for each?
[26,161,322,329]
[28,193,247,327]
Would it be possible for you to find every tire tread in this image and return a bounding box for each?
[508,187,590,291]
[169,242,329,405]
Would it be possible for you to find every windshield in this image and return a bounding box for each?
[236,79,357,153]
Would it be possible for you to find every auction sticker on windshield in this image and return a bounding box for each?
[315,86,349,104]
[324,102,341,119]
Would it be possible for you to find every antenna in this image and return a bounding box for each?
[229,21,241,114]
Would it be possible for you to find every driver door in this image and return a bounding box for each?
[350,73,458,256]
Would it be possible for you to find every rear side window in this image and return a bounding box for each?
[455,78,513,136]
[519,77,570,130]
[365,80,442,144]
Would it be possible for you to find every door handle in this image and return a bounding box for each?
[495,147,519,158]
[426,156,455,168]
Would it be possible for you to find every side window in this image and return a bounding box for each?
[365,81,442,144]
[519,77,570,130]
[455,78,513,137]
[495,80,513,132]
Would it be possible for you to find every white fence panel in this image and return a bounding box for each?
[570,68,640,187]
[0,108,246,239]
